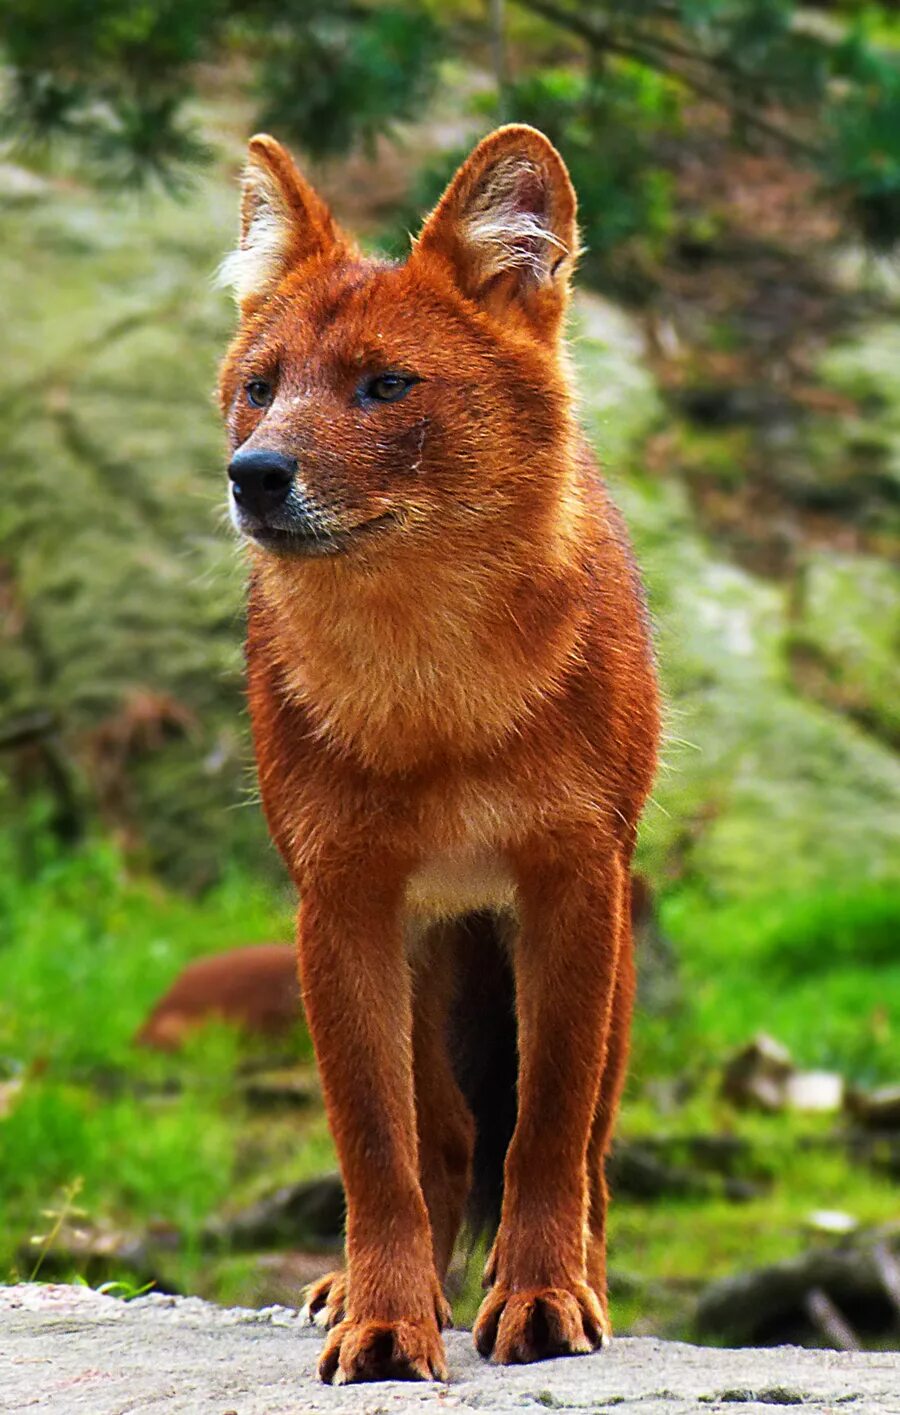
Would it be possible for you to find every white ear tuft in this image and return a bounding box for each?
[218,135,344,311]
[462,155,569,285]
[217,163,294,305]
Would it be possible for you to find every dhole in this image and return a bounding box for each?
[218,125,659,1384]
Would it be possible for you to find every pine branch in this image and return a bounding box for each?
[513,0,824,162]
[513,0,609,51]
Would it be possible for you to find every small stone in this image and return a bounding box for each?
[784,1070,844,1112]
[847,1083,900,1130]
[804,1209,858,1235]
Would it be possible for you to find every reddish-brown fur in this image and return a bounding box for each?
[217,125,660,1384]
[134,944,298,1050]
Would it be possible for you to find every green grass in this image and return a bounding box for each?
[2,827,898,1337]
[0,822,292,1074]
[635,882,900,1086]
[0,825,302,1285]
[610,876,900,1336]
[609,1082,900,1331]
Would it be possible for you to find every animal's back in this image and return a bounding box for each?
[135,943,299,1050]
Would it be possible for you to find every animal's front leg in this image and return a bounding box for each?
[297,869,449,1384]
[474,844,626,1364]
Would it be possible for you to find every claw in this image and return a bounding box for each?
[474,1284,606,1365]
[318,1317,448,1384]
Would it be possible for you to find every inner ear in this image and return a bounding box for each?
[414,125,578,325]
[464,153,565,287]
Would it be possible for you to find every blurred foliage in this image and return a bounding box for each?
[0,0,220,188]
[0,0,440,185]
[495,63,679,280]
[827,16,900,245]
[2,1,900,254]
[0,826,320,1278]
[0,166,268,887]
[642,883,900,1085]
[0,811,286,1072]
[250,5,441,159]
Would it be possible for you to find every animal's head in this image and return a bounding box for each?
[218,126,579,565]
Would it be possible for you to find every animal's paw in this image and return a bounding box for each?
[473,1283,608,1364]
[317,1317,449,1384]
[301,1270,347,1329]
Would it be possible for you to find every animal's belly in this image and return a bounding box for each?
[406,849,517,923]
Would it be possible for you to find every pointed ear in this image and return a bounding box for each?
[219,135,348,312]
[414,125,578,336]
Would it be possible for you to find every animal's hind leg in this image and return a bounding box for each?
[585,882,636,1336]
[412,923,476,1282]
[305,923,474,1330]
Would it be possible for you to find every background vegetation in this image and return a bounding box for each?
[1,0,898,1346]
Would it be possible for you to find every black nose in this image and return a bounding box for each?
[228,448,296,516]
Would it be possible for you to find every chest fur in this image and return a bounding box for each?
[254,552,583,772]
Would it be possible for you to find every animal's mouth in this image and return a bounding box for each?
[242,510,400,557]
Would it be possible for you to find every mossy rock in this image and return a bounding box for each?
[789,552,900,748]
[573,317,900,905]
[817,323,900,511]
[0,168,263,885]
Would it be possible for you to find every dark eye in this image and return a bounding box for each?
[363,372,417,404]
[246,379,272,408]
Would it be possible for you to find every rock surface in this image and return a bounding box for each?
[2,1284,898,1414]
